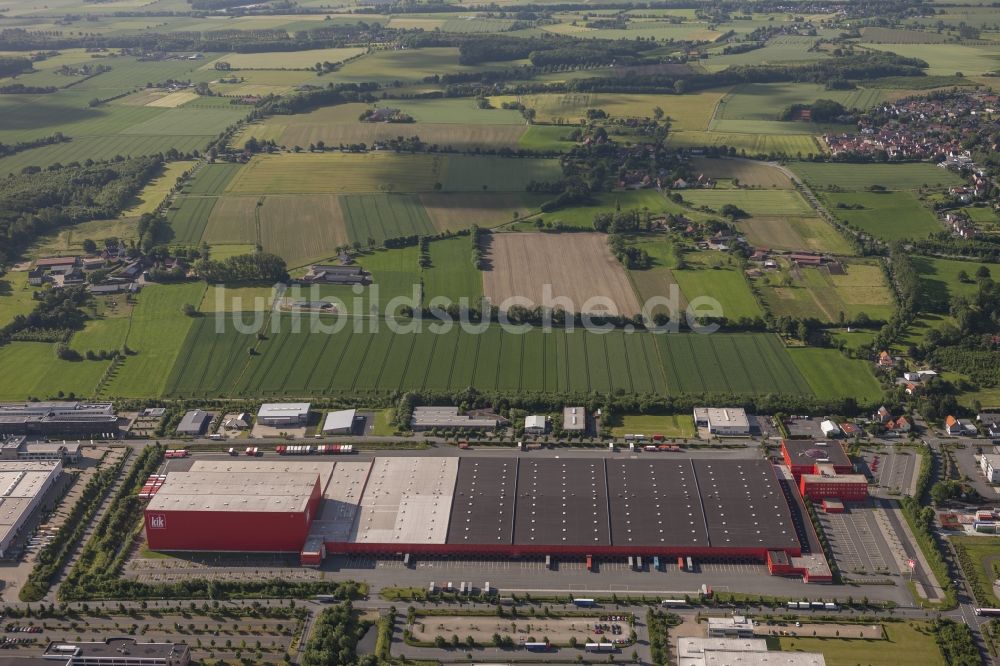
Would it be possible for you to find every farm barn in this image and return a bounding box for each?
[143,457,830,581]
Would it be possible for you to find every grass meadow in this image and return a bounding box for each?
[823,191,941,241]
[102,282,207,398]
[679,189,813,216]
[158,318,856,399]
[166,196,218,244]
[423,236,484,304]
[667,131,822,157]
[688,157,793,188]
[739,216,854,255]
[340,194,436,245]
[773,622,944,666]
[789,347,883,402]
[672,266,764,321]
[757,260,895,323]
[791,162,964,191]
[0,272,38,328]
[608,414,697,439]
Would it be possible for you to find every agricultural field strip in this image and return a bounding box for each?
[165,322,803,398]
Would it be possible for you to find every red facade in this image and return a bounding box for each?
[799,477,868,502]
[781,440,853,481]
[145,479,322,553]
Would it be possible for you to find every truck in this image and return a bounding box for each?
[653,556,660,571]
[209,433,224,441]
[428,582,436,594]
[164,450,189,458]
[403,553,411,568]
[636,556,643,570]
[458,441,470,450]
[643,445,658,452]
[586,554,593,571]
[484,582,491,596]
[545,554,552,569]
[628,556,634,569]
[686,557,694,572]
[245,447,259,456]
[573,598,595,607]
[677,556,685,571]
[824,602,838,611]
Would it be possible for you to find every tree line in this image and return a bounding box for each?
[0,155,161,264]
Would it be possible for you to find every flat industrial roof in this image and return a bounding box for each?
[447,458,516,545]
[147,471,318,513]
[322,409,356,432]
[693,407,749,429]
[605,460,710,548]
[309,461,373,542]
[258,402,310,417]
[351,457,457,545]
[442,458,798,551]
[782,440,851,467]
[513,458,611,547]
[190,459,335,491]
[563,407,586,431]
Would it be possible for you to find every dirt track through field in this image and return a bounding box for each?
[483,233,641,315]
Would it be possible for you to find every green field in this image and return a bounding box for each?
[492,90,726,130]
[952,536,1000,607]
[757,260,895,323]
[0,272,38,328]
[657,333,812,395]
[185,163,242,195]
[103,283,207,398]
[913,256,996,311]
[423,236,484,304]
[791,162,964,191]
[678,189,813,216]
[166,196,218,244]
[739,216,855,255]
[441,156,562,192]
[341,194,436,244]
[789,347,883,403]
[714,83,889,122]
[774,623,944,666]
[672,267,764,321]
[0,342,110,401]
[824,191,940,242]
[161,321,836,399]
[520,190,678,229]
[667,130,822,157]
[609,413,696,438]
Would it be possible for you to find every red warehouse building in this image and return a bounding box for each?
[144,469,322,552]
[781,440,853,480]
[798,464,868,502]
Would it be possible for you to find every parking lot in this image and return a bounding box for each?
[857,446,919,497]
[951,442,1000,498]
[818,507,897,578]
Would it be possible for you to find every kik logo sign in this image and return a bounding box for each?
[149,514,166,529]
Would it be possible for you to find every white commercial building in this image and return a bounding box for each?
[982,454,1000,483]
[322,409,357,435]
[563,407,586,432]
[0,460,62,558]
[693,407,751,436]
[524,415,547,434]
[707,615,755,638]
[820,419,840,437]
[410,406,498,431]
[678,637,825,666]
[257,403,310,426]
